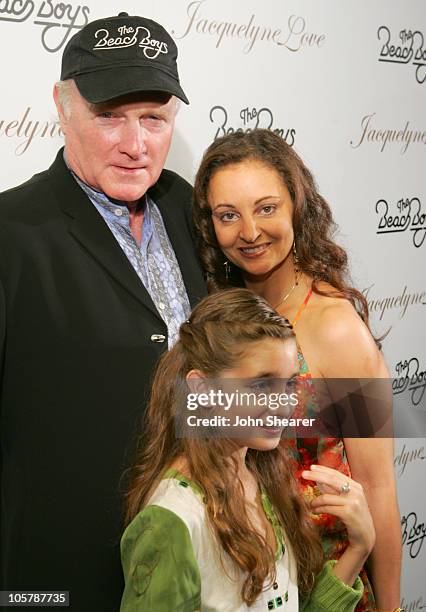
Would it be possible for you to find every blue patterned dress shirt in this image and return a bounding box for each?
[67,165,191,347]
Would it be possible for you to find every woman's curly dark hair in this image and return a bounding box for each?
[193,128,377,340]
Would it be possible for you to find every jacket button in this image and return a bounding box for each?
[150,334,166,343]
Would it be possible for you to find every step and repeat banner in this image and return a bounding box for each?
[1,0,425,607]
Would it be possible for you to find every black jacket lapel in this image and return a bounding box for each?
[150,174,206,309]
[48,150,160,317]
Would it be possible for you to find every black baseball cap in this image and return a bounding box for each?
[60,12,189,104]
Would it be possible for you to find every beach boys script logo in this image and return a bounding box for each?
[0,0,89,52]
[393,357,426,409]
[172,1,325,54]
[378,26,426,84]
[93,25,168,59]
[402,512,426,559]
[375,197,426,248]
[210,105,296,145]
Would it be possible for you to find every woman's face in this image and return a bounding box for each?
[207,160,294,279]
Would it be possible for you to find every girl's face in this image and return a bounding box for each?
[219,337,299,451]
[207,160,294,279]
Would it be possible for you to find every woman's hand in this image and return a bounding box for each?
[302,464,375,555]
[301,464,376,587]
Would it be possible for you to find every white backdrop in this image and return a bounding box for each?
[1,1,425,607]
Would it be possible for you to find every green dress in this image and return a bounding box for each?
[120,470,363,611]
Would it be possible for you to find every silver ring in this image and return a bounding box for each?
[340,482,351,494]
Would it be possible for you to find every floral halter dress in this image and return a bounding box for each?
[286,287,376,612]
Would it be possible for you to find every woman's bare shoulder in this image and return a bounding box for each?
[307,284,362,330]
[300,286,386,377]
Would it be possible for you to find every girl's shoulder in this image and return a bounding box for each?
[121,473,208,560]
[146,472,205,529]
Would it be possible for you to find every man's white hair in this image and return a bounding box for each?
[55,79,75,119]
[173,97,181,114]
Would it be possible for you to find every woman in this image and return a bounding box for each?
[121,289,374,611]
[192,130,401,612]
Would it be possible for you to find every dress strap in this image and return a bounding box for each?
[291,287,313,327]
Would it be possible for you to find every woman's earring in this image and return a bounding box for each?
[292,241,299,266]
[223,260,231,281]
[292,242,300,285]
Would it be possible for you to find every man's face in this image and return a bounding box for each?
[55,81,177,203]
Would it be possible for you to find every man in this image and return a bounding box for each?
[0,12,205,611]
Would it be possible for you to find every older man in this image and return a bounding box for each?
[0,12,205,612]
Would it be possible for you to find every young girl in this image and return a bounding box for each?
[120,289,375,611]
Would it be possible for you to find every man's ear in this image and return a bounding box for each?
[186,369,208,394]
[53,84,68,134]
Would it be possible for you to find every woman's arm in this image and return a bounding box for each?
[315,308,402,610]
[345,437,402,611]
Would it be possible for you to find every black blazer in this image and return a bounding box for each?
[0,150,206,611]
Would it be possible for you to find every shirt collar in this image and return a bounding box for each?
[63,149,148,216]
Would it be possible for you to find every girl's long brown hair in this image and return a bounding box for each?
[193,129,378,342]
[125,289,323,605]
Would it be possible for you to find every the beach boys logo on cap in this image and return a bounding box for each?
[60,12,189,104]
[93,24,169,59]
